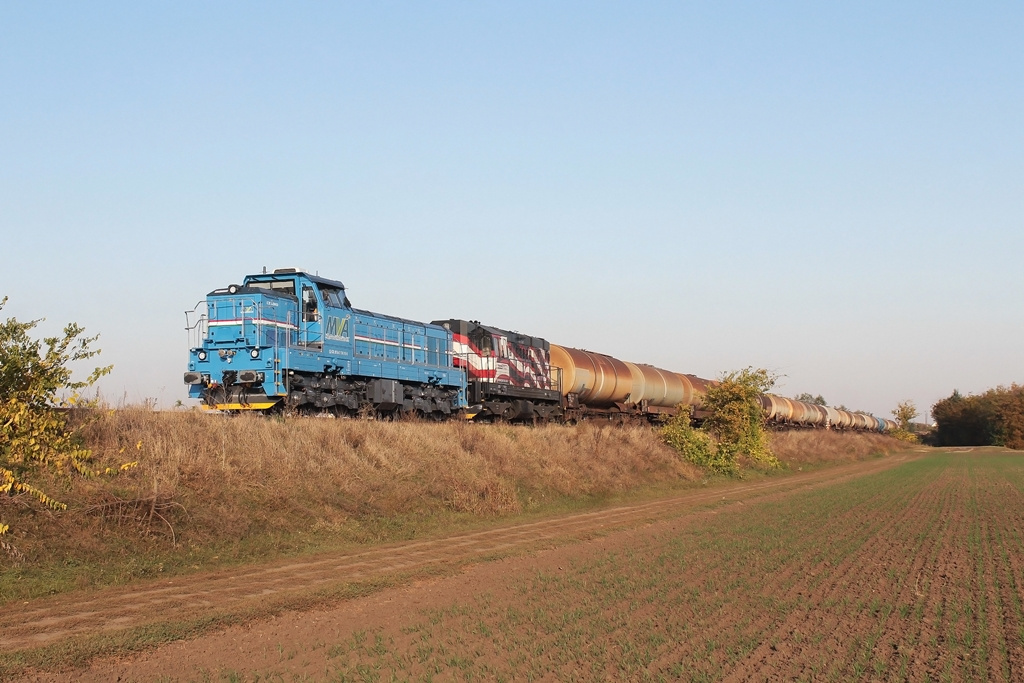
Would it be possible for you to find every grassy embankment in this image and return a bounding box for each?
[0,409,904,604]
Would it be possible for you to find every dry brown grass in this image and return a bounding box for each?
[0,410,703,579]
[84,409,704,514]
[769,428,908,466]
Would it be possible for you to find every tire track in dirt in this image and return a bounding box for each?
[0,455,911,653]
[597,455,928,679]
[999,495,1024,679]
[839,460,1008,682]
[553,463,924,679]
[803,471,957,680]
[505,492,840,679]
[477,458,926,680]
[905,471,964,680]
[974,467,1007,681]
[832,469,961,680]
[862,473,955,680]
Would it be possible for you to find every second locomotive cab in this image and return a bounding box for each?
[184,268,465,417]
[434,319,564,423]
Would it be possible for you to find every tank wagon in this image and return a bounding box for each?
[548,345,713,422]
[759,395,896,431]
[184,268,892,432]
[184,269,464,417]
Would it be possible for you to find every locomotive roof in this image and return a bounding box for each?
[245,270,347,291]
[432,319,549,350]
[239,270,445,332]
[307,274,347,290]
[353,308,447,331]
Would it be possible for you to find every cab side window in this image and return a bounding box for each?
[302,286,319,322]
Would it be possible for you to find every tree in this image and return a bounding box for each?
[0,297,113,535]
[891,400,918,431]
[932,390,990,446]
[932,386,1024,449]
[794,393,827,406]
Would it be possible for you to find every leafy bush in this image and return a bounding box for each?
[659,406,732,474]
[702,368,780,470]
[888,428,919,443]
[0,297,114,537]
[660,368,780,474]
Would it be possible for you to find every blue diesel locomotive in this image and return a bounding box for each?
[183,268,465,416]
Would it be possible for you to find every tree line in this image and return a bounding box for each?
[931,385,1024,449]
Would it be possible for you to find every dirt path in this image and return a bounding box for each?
[5,454,915,672]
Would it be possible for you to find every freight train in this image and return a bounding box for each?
[184,268,895,432]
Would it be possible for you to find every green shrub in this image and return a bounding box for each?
[659,407,733,474]
[660,368,780,474]
[0,297,115,538]
[701,368,780,471]
[889,428,919,444]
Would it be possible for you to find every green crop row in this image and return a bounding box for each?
[225,450,1024,682]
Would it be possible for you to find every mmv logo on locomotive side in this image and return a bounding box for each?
[325,315,351,342]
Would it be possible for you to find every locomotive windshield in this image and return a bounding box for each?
[318,285,350,308]
[470,327,493,354]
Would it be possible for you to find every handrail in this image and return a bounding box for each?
[184,301,208,349]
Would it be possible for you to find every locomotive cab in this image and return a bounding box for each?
[244,269,351,349]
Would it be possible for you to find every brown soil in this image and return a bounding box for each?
[8,453,918,680]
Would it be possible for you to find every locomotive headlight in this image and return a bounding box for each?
[250,348,260,359]
[197,350,208,361]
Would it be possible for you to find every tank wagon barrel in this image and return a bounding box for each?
[547,344,713,421]
[759,394,894,431]
[548,345,634,406]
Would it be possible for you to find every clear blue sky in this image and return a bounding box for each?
[2,2,1021,418]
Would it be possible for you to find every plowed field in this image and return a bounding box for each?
[14,449,1024,681]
